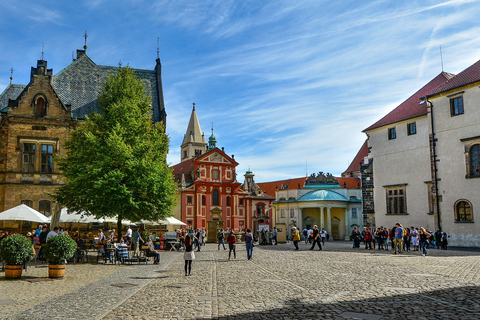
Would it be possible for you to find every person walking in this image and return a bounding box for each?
[217,228,226,250]
[226,231,237,260]
[184,234,195,276]
[302,228,308,244]
[244,229,254,260]
[320,228,327,246]
[292,227,300,250]
[419,227,431,257]
[309,225,322,250]
[194,228,202,252]
[272,228,278,245]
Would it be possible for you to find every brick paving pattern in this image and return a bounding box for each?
[2,241,480,319]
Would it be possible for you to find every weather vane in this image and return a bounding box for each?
[41,42,45,60]
[83,30,88,52]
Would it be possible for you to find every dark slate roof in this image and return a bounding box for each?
[363,72,454,132]
[0,84,26,112]
[52,54,162,121]
[427,58,480,97]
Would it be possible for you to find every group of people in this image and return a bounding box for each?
[351,223,448,256]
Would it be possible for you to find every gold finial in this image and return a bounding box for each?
[10,67,14,85]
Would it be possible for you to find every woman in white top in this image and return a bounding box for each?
[410,226,419,251]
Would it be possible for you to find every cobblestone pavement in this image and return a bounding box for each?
[2,241,480,320]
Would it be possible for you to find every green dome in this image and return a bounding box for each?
[298,189,348,202]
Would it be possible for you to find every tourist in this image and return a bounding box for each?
[292,227,300,250]
[309,225,322,250]
[351,227,361,249]
[410,227,419,251]
[226,231,237,260]
[394,223,403,254]
[98,229,106,245]
[184,234,195,276]
[261,227,268,245]
[146,239,160,264]
[35,225,43,237]
[195,228,202,252]
[272,227,278,245]
[201,228,206,246]
[302,228,308,244]
[244,229,254,260]
[217,228,226,250]
[364,227,372,250]
[116,239,128,264]
[46,226,59,242]
[125,225,132,242]
[419,227,431,256]
[132,227,144,256]
[320,228,327,246]
[375,228,383,250]
[403,227,411,252]
[109,229,116,242]
[441,232,448,250]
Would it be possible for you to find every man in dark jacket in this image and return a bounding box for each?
[309,225,322,250]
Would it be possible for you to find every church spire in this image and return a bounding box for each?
[208,124,217,150]
[180,103,207,162]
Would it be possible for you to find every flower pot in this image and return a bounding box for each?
[48,264,66,279]
[5,265,23,279]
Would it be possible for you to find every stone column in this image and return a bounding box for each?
[327,207,332,240]
[298,208,302,229]
[320,207,325,230]
[344,208,350,240]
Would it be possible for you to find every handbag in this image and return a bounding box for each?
[184,251,195,260]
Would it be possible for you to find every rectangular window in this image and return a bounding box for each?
[290,209,295,218]
[39,200,51,217]
[212,170,219,180]
[388,128,396,140]
[385,186,407,214]
[407,122,416,135]
[280,209,285,218]
[450,96,464,116]
[41,144,53,173]
[187,196,192,204]
[22,143,35,172]
[239,199,243,205]
[351,208,358,219]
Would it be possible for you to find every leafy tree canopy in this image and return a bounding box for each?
[54,67,177,223]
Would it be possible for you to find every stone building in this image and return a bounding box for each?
[172,105,274,240]
[0,46,167,229]
[363,58,480,246]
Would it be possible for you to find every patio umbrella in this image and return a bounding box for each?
[0,204,50,223]
[0,204,50,232]
[159,217,187,226]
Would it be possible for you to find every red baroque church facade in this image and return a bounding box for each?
[172,105,274,240]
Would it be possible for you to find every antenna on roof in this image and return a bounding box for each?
[157,37,160,60]
[41,42,45,60]
[439,45,444,72]
[10,67,14,85]
[305,160,308,177]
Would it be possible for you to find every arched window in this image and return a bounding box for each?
[21,200,33,208]
[455,200,473,222]
[470,144,480,177]
[212,189,219,206]
[39,200,51,217]
[36,96,46,117]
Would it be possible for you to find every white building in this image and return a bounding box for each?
[364,59,480,246]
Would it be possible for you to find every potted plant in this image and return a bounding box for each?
[43,234,77,279]
[0,234,33,279]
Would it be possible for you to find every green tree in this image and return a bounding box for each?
[54,67,177,238]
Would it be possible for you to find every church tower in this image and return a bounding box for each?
[180,103,207,162]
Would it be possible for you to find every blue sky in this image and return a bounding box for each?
[1,0,480,182]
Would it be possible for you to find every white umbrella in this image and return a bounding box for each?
[59,208,97,223]
[0,204,50,223]
[159,217,187,226]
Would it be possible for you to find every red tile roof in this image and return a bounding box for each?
[342,140,368,176]
[363,72,454,132]
[257,177,307,197]
[427,59,480,97]
[336,177,361,189]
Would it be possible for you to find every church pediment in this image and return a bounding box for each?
[199,151,234,164]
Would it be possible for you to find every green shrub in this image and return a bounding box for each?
[44,234,77,265]
[0,234,33,265]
